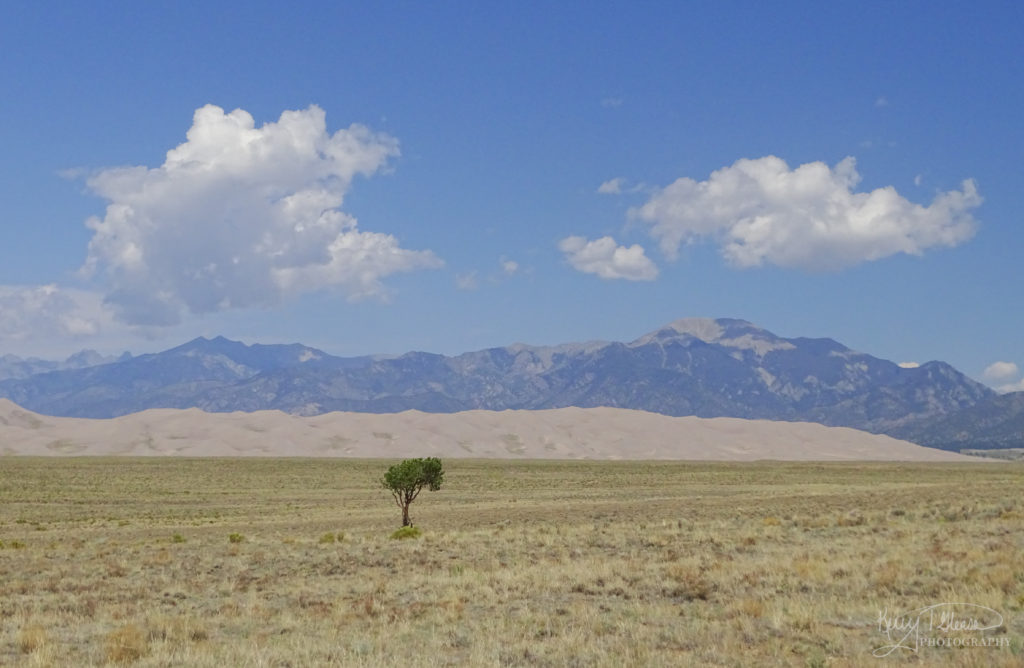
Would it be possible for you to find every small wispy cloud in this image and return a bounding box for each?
[0,284,114,343]
[996,379,1024,393]
[874,96,889,108]
[597,178,625,195]
[558,236,658,281]
[601,97,624,108]
[455,272,479,291]
[597,178,649,195]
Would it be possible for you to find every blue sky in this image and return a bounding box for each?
[1,2,1022,390]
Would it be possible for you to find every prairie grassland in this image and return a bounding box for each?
[0,458,1021,666]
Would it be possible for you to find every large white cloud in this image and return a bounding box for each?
[81,104,442,326]
[558,236,658,281]
[628,156,981,270]
[0,285,112,343]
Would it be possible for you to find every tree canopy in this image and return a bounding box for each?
[381,457,444,527]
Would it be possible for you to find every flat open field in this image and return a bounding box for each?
[0,459,1021,666]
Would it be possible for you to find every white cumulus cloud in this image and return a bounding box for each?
[558,236,658,281]
[897,362,920,369]
[80,104,442,326]
[628,156,981,271]
[983,361,1020,382]
[501,259,519,275]
[0,285,113,343]
[981,361,1024,393]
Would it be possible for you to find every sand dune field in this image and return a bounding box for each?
[0,399,978,460]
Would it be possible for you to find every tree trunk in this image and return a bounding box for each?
[402,504,411,527]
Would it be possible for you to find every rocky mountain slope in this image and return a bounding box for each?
[890,391,1024,450]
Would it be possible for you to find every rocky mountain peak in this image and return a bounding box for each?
[631,317,795,356]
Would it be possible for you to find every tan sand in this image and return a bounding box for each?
[0,398,980,461]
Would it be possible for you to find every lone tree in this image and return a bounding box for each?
[382,457,444,527]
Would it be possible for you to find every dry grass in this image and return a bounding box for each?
[16,623,46,655]
[0,458,1021,666]
[105,624,148,663]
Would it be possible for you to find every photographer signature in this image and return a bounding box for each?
[873,602,1003,657]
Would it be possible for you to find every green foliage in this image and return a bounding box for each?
[381,457,445,527]
[806,651,827,668]
[228,533,244,544]
[171,533,186,543]
[389,526,422,540]
[382,457,445,495]
[318,532,337,544]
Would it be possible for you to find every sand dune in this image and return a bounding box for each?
[0,398,979,461]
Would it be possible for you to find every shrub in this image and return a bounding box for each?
[105,624,148,663]
[171,533,186,543]
[318,532,337,544]
[17,624,47,654]
[663,565,713,601]
[390,526,422,540]
[836,511,865,527]
[228,533,244,544]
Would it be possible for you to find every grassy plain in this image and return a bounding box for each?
[0,458,1021,666]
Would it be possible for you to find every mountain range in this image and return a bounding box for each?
[0,349,130,382]
[0,318,1018,451]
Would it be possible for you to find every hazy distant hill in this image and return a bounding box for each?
[0,318,998,447]
[891,391,1024,450]
[0,349,129,381]
[0,336,375,418]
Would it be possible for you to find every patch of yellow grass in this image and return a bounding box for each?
[104,624,148,663]
[0,458,1020,666]
[16,623,46,654]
